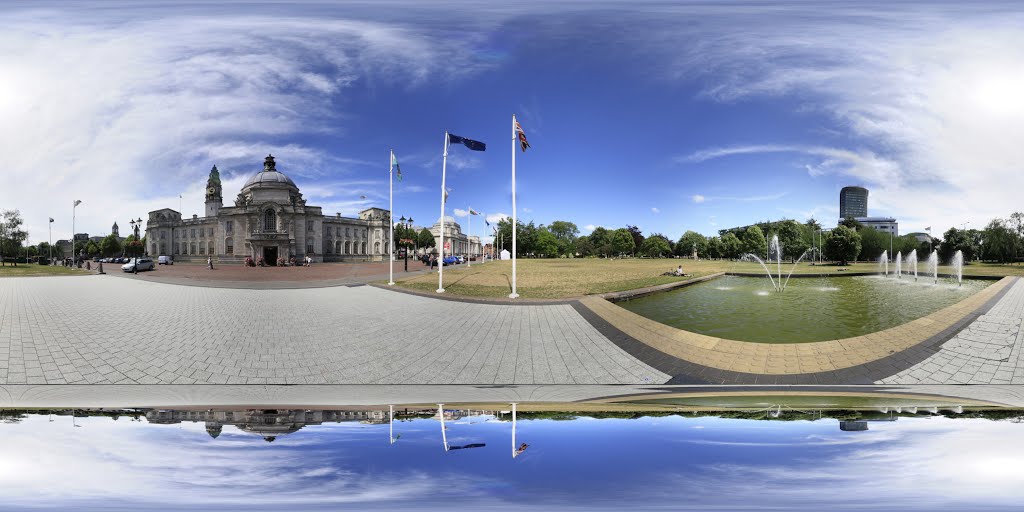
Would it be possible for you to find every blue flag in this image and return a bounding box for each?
[448,133,486,151]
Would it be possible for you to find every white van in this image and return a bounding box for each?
[158,255,173,265]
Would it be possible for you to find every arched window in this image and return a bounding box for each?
[374,242,380,254]
[345,241,351,254]
[226,238,234,255]
[336,241,341,254]
[190,243,196,255]
[208,242,215,255]
[160,243,166,255]
[263,209,276,231]
[361,242,366,254]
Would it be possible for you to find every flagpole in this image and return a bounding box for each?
[388,149,395,285]
[438,132,449,293]
[510,115,519,298]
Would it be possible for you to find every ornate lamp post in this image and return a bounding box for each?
[398,216,414,272]
[128,217,143,273]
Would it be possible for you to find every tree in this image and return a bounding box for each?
[776,220,810,261]
[100,234,122,257]
[418,228,436,249]
[676,231,708,258]
[641,236,672,258]
[122,234,142,258]
[625,225,644,255]
[720,232,742,259]
[982,219,1015,263]
[533,228,560,258]
[547,220,579,256]
[610,228,635,256]
[740,225,767,258]
[840,217,863,230]
[938,227,978,263]
[857,226,888,261]
[589,227,610,256]
[706,236,723,259]
[1,209,27,266]
[85,240,101,257]
[575,235,596,257]
[824,225,861,265]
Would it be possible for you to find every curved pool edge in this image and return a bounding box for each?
[577,276,1018,381]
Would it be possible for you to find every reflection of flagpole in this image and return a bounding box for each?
[388,149,395,286]
[511,402,517,458]
[438,133,449,293]
[389,404,395,444]
[467,206,472,268]
[509,115,519,298]
[438,403,449,451]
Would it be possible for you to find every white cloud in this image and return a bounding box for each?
[691,195,706,204]
[453,208,469,218]
[651,207,661,214]
[522,207,533,214]
[583,224,598,232]
[0,7,490,241]
[664,5,1024,232]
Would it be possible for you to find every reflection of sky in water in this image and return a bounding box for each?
[2,414,1023,510]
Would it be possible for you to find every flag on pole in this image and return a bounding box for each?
[392,153,402,181]
[485,218,490,226]
[49,217,54,223]
[443,188,450,204]
[469,208,480,215]
[448,133,486,151]
[74,200,82,207]
[514,120,530,152]
[925,226,931,231]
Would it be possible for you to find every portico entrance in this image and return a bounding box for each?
[263,246,278,265]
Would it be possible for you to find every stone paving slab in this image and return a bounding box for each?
[0,276,668,385]
[881,278,1024,385]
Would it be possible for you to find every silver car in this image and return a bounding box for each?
[122,258,155,272]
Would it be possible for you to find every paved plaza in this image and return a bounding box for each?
[879,278,1024,385]
[0,275,666,385]
[2,274,1024,386]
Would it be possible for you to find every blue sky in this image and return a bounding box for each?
[2,412,1024,510]
[3,1,1024,244]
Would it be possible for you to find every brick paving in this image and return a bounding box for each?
[0,275,667,385]
[880,278,1024,385]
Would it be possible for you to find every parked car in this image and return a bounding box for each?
[122,258,155,272]
[443,256,458,266]
[158,255,173,265]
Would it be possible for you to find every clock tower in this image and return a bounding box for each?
[205,165,223,217]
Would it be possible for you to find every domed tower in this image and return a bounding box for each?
[205,164,223,217]
[111,221,119,237]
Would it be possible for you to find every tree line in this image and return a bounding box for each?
[480,211,1024,264]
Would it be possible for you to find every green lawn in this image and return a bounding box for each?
[0,264,89,277]
[393,258,1024,299]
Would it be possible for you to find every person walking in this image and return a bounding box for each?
[207,255,214,270]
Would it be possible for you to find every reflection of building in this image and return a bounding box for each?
[146,155,390,264]
[145,408,389,442]
[839,186,869,218]
[429,216,481,258]
[838,413,897,431]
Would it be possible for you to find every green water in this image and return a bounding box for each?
[618,275,990,344]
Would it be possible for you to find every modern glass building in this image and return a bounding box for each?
[839,186,869,218]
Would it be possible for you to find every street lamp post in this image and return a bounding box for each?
[72,200,82,265]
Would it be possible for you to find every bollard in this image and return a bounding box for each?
[98,261,105,274]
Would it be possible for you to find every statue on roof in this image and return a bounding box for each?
[263,154,276,172]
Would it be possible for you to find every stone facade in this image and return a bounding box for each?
[429,215,482,258]
[146,155,389,264]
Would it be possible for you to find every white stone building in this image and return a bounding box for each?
[146,155,389,264]
[428,215,482,258]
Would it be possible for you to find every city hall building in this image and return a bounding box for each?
[146,155,390,264]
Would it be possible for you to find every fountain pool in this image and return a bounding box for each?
[617,275,990,344]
